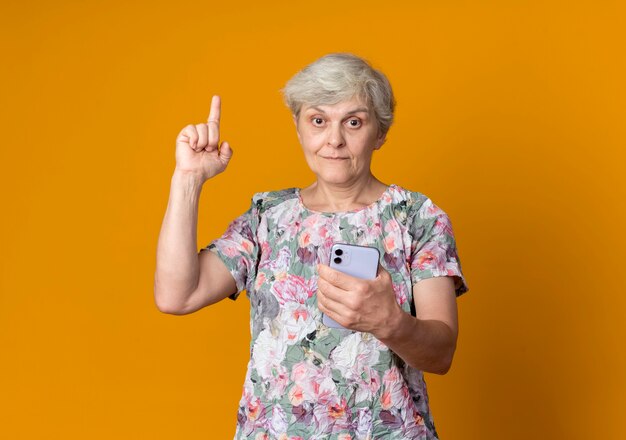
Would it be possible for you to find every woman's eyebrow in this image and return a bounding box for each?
[306,106,370,116]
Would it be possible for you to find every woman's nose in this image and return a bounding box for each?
[326,123,345,148]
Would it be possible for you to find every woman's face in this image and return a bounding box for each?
[294,96,386,186]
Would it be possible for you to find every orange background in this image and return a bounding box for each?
[1,1,625,438]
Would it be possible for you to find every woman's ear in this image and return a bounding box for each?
[374,132,387,150]
[293,115,302,143]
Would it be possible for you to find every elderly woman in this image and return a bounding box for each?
[155,53,469,439]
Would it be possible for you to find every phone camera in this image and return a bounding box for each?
[334,249,343,256]
[333,257,342,264]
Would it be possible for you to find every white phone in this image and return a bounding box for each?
[322,243,380,329]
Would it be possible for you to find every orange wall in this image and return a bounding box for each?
[1,1,624,438]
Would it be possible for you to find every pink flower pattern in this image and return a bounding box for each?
[204,185,468,439]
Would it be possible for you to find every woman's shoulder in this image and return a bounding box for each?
[386,184,452,224]
[387,184,431,211]
[249,187,299,215]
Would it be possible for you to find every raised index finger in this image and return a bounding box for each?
[207,95,221,149]
[208,95,221,124]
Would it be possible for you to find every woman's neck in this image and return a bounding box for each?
[300,174,388,212]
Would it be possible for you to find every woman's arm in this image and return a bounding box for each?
[376,276,458,375]
[154,172,236,315]
[154,96,236,315]
[317,265,459,374]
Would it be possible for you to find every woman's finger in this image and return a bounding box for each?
[196,123,208,150]
[182,124,199,150]
[317,264,360,290]
[207,95,221,124]
[318,288,357,328]
[207,95,221,150]
[217,141,233,163]
[318,277,349,304]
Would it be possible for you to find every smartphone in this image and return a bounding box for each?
[322,243,380,329]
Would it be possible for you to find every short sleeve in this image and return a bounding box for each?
[408,198,469,297]
[200,198,259,301]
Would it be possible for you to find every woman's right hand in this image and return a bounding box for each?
[174,95,233,182]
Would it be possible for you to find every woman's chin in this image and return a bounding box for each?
[314,169,362,186]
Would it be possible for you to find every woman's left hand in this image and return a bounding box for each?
[317,263,403,338]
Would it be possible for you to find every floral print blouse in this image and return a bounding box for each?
[203,184,469,440]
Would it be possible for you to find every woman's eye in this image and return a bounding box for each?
[347,119,361,128]
[312,117,324,126]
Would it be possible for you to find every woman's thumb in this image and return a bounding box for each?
[219,141,233,163]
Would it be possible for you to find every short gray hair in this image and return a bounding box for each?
[281,53,396,136]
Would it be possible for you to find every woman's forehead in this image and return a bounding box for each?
[301,97,371,115]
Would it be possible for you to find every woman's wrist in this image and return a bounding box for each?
[169,170,206,206]
[375,303,415,342]
[172,169,206,189]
